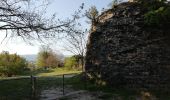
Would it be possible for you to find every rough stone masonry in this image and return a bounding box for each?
[85,2,170,88]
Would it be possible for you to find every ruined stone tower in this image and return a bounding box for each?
[85,2,170,88]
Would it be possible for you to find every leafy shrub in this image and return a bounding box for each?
[36,46,63,69]
[64,56,78,70]
[0,51,28,77]
[144,6,170,26]
[64,55,83,70]
[137,0,170,26]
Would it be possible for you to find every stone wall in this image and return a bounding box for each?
[85,2,170,88]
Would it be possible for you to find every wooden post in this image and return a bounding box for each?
[30,75,33,84]
[31,76,36,98]
[62,74,65,95]
[32,77,36,92]
[84,72,87,90]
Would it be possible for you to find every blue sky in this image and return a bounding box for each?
[0,0,127,55]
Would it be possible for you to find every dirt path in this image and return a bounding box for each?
[40,88,158,100]
[40,87,112,100]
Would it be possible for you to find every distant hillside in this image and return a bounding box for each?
[21,54,66,62]
[21,54,37,62]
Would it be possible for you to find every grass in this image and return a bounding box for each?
[0,68,81,100]
[65,74,170,100]
[0,79,32,100]
[21,67,82,77]
[0,71,170,100]
[34,68,81,76]
[0,76,65,100]
[65,74,137,100]
[0,73,117,100]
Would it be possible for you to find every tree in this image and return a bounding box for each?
[85,6,99,31]
[46,52,61,68]
[85,6,99,22]
[64,56,78,70]
[62,28,87,71]
[108,0,122,9]
[36,46,62,68]
[62,5,96,71]
[0,0,76,42]
[0,51,28,77]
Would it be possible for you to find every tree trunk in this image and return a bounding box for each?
[81,57,85,72]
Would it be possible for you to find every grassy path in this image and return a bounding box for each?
[34,68,81,77]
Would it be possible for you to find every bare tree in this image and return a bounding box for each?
[85,6,99,22]
[62,5,99,71]
[63,28,87,71]
[85,6,99,31]
[36,45,62,68]
[0,0,75,42]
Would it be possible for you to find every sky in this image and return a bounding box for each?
[0,0,127,55]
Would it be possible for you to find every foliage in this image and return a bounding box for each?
[108,0,170,26]
[36,50,48,68]
[36,46,62,68]
[27,62,36,71]
[64,56,78,70]
[85,6,99,22]
[137,0,166,10]
[137,0,170,26]
[64,55,83,70]
[0,51,28,77]
[144,6,170,26]
[63,28,86,70]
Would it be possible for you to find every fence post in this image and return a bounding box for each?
[30,75,33,84]
[62,74,65,95]
[84,71,87,90]
[31,76,36,98]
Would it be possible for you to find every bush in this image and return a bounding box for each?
[64,56,77,70]
[64,56,82,70]
[144,6,170,26]
[139,0,170,26]
[0,51,28,77]
[36,46,63,69]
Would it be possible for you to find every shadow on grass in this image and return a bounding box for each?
[0,78,33,100]
[0,76,64,100]
[65,74,170,100]
[21,68,55,76]
[32,68,54,75]
[0,73,170,100]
